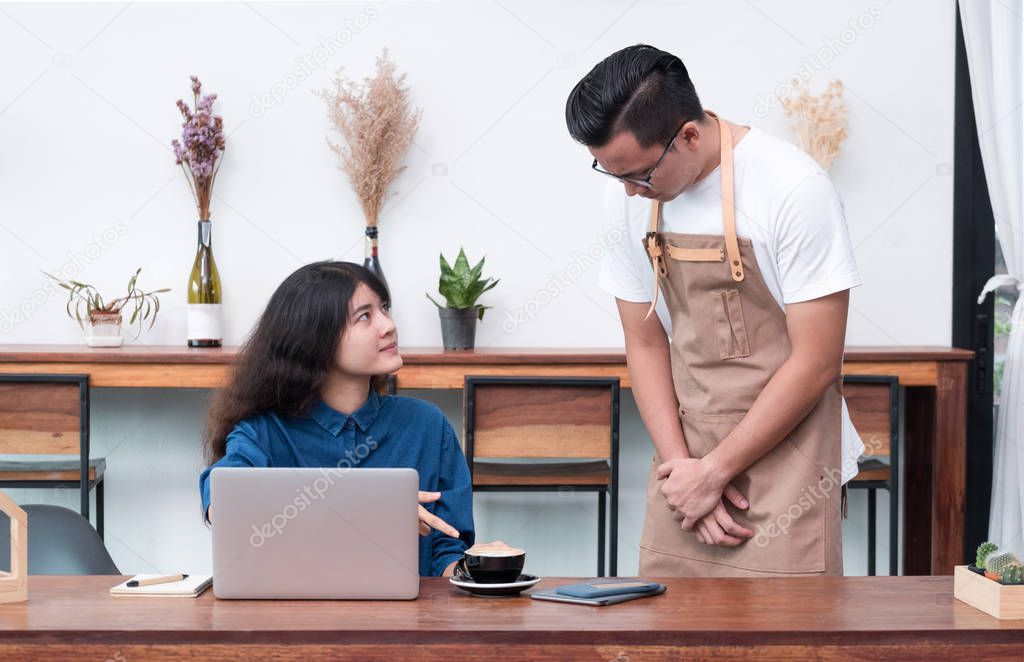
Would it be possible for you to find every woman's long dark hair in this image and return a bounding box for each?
[203,261,391,464]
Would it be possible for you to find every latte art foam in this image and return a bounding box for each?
[467,547,525,558]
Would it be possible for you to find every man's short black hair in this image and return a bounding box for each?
[565,44,704,149]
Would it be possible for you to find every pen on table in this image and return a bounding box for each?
[126,574,189,588]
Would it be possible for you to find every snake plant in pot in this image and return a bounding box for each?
[426,248,499,350]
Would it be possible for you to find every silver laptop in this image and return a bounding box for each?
[211,467,420,599]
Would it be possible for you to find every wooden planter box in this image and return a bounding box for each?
[954,565,1024,619]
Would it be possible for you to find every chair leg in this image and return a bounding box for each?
[867,489,877,576]
[888,485,898,576]
[610,482,618,577]
[96,479,105,540]
[597,490,606,578]
[80,477,89,523]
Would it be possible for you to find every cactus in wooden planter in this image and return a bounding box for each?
[977,541,999,569]
[1001,563,1024,585]
[985,552,1021,579]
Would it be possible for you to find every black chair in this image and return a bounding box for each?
[845,374,900,576]
[0,504,119,574]
[463,376,620,576]
[0,374,105,539]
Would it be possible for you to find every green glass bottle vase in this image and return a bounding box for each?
[187,219,222,347]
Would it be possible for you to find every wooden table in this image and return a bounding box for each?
[0,345,974,575]
[0,576,1019,660]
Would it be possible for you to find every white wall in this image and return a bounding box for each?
[0,0,953,577]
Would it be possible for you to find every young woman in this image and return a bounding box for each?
[199,261,478,576]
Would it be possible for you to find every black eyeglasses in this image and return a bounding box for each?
[591,122,685,189]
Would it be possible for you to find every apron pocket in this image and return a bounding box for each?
[710,289,751,360]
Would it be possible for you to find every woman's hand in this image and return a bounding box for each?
[418,491,460,538]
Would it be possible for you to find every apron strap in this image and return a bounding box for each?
[715,113,745,283]
[641,110,744,321]
[643,201,665,320]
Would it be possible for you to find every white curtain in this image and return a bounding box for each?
[961,0,1024,556]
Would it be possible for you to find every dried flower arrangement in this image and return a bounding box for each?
[172,76,226,220]
[317,49,422,228]
[780,79,848,171]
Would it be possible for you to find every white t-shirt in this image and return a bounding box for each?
[597,124,865,483]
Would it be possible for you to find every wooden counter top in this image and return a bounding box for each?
[0,576,1018,659]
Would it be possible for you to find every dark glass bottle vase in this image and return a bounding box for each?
[363,225,387,289]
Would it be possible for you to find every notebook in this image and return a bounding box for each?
[109,574,213,597]
[532,582,667,610]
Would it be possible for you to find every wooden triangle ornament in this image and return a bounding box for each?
[0,490,27,604]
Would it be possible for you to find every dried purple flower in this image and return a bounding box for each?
[172,76,225,220]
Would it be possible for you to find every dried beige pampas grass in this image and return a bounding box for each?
[318,49,422,227]
[780,79,848,171]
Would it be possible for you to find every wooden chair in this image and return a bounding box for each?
[0,375,105,539]
[845,374,900,576]
[463,376,620,576]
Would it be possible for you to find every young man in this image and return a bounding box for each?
[566,44,864,576]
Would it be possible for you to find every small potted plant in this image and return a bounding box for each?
[426,248,499,350]
[45,269,170,347]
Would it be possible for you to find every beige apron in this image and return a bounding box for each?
[637,111,843,577]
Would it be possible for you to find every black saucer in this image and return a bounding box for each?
[449,573,541,597]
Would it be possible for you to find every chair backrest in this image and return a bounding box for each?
[0,375,88,457]
[463,376,620,461]
[0,504,119,575]
[843,374,899,458]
